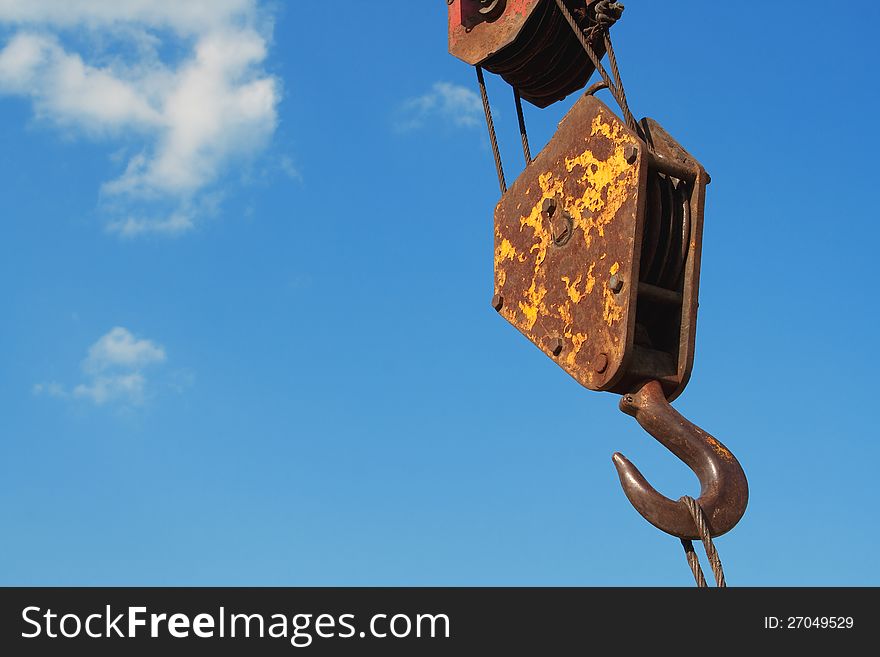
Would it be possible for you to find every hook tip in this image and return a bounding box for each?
[611,452,646,492]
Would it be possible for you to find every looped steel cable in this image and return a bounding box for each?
[602,33,632,123]
[589,0,625,30]
[553,0,640,137]
[679,496,728,587]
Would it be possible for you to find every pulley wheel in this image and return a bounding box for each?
[640,172,662,280]
[647,174,673,286]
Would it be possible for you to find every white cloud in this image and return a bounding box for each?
[0,32,162,130]
[34,327,168,407]
[73,372,146,405]
[0,0,279,235]
[396,82,483,132]
[83,326,165,373]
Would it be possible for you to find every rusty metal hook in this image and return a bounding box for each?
[612,380,748,540]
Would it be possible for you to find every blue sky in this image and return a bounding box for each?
[1,1,878,586]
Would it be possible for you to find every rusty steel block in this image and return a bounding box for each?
[493,94,709,400]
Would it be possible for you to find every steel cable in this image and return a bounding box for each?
[680,538,709,588]
[513,87,532,164]
[476,65,507,194]
[553,0,639,135]
[680,496,728,587]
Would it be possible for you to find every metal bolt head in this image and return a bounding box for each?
[551,212,573,246]
[491,294,504,312]
[624,144,639,164]
[609,274,624,294]
[542,197,572,247]
[550,337,564,357]
[593,353,609,374]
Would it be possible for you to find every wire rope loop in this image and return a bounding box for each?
[680,495,728,588]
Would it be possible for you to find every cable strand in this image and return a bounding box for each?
[553,0,639,134]
[513,87,532,164]
[681,496,727,587]
[680,538,709,588]
[476,66,507,194]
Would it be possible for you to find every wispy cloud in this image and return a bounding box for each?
[82,326,166,373]
[34,327,168,406]
[106,211,196,238]
[0,0,280,236]
[395,81,483,132]
[278,155,302,182]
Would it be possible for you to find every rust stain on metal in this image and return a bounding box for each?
[493,95,645,391]
[705,435,735,462]
[448,0,538,66]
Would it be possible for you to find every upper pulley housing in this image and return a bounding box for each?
[448,0,603,107]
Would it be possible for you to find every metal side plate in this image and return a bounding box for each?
[493,94,646,391]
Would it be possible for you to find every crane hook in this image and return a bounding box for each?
[612,380,748,540]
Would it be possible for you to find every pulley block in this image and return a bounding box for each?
[492,94,709,401]
[448,0,603,107]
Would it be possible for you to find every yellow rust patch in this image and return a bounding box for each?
[585,265,597,294]
[563,331,590,368]
[560,112,638,244]
[603,288,624,326]
[558,301,573,327]
[494,236,529,290]
[519,279,547,330]
[509,170,560,331]
[562,263,596,305]
[561,274,583,304]
[494,238,516,289]
[498,238,517,263]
